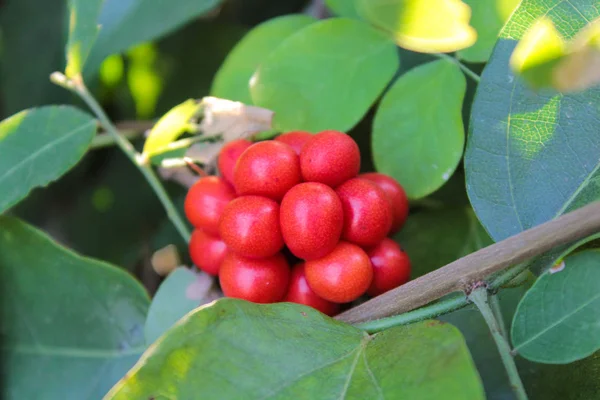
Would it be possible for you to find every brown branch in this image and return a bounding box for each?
[336,201,600,324]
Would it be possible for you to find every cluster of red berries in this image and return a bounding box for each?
[184,130,411,316]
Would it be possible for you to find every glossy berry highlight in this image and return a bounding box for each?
[189,229,228,276]
[217,138,252,185]
[305,241,373,303]
[233,140,301,201]
[360,172,409,234]
[219,195,284,259]
[184,176,235,236]
[219,253,290,303]
[366,238,411,297]
[280,182,343,260]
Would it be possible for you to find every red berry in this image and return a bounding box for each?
[366,238,411,297]
[218,139,252,185]
[233,140,301,201]
[305,241,373,303]
[275,131,312,155]
[360,172,409,234]
[219,195,284,259]
[184,176,235,236]
[280,182,343,260]
[336,178,392,247]
[219,252,290,303]
[284,263,340,316]
[300,130,360,188]
[189,229,228,276]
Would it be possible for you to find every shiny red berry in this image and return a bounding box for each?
[300,130,360,188]
[336,178,392,247]
[305,241,373,303]
[284,263,340,316]
[218,139,252,185]
[360,172,409,234]
[219,195,284,259]
[188,229,228,276]
[366,238,411,297]
[275,131,312,155]
[184,176,235,236]
[280,182,343,260]
[219,252,290,303]
[233,140,301,201]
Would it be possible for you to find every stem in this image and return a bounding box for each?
[489,293,508,339]
[435,53,481,82]
[469,287,528,400]
[51,72,191,242]
[355,294,468,333]
[90,130,144,149]
[490,262,530,290]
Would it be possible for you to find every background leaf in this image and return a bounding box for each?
[325,0,362,19]
[356,0,477,53]
[0,216,150,400]
[211,14,316,104]
[372,60,466,199]
[511,250,600,364]
[65,0,104,77]
[0,106,96,213]
[144,267,218,344]
[465,0,600,242]
[107,299,484,399]
[250,17,399,132]
[457,0,520,63]
[84,0,223,74]
[394,207,493,278]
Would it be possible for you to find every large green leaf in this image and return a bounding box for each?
[84,0,222,74]
[372,60,466,199]
[0,106,96,213]
[0,217,149,399]
[457,0,520,62]
[512,250,600,364]
[394,207,493,278]
[144,267,216,344]
[465,0,600,242]
[65,0,103,77]
[250,18,399,133]
[107,299,484,399]
[211,15,316,104]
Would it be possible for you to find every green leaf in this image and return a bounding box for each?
[84,0,222,74]
[356,0,477,53]
[511,250,600,364]
[464,0,600,242]
[457,0,520,63]
[0,106,96,213]
[325,0,362,19]
[144,267,215,344]
[394,207,493,278]
[250,18,399,133]
[211,15,316,104]
[0,216,149,399]
[142,99,201,157]
[107,299,484,399]
[65,0,103,78]
[372,60,466,199]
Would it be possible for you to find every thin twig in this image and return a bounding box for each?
[90,130,145,149]
[51,72,192,243]
[489,293,508,339]
[337,201,600,324]
[435,53,481,82]
[469,286,528,400]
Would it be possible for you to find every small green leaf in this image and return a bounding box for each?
[0,106,96,213]
[107,299,484,399]
[394,207,492,278]
[356,0,477,53]
[144,267,215,344]
[250,18,399,132]
[457,0,520,62]
[372,60,466,199]
[142,99,201,158]
[211,15,316,104]
[325,0,362,19]
[0,216,150,399]
[65,0,103,77]
[511,250,600,364]
[84,0,223,74]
